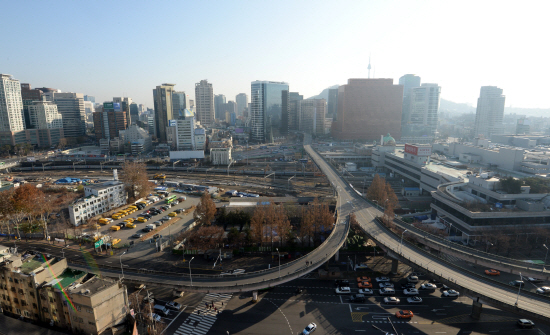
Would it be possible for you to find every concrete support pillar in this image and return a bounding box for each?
[334,250,339,262]
[252,291,258,302]
[471,300,482,320]
[391,259,399,275]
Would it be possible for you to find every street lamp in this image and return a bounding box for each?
[276,248,281,279]
[119,251,126,279]
[400,230,408,254]
[61,245,71,258]
[543,244,549,272]
[189,257,195,286]
[515,272,522,307]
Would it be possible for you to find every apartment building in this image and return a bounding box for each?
[69,171,127,226]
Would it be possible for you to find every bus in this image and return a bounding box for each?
[165,195,177,204]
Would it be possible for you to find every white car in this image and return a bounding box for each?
[302,322,317,335]
[536,286,550,295]
[379,282,394,289]
[420,283,437,290]
[403,288,419,295]
[375,277,390,282]
[407,275,419,283]
[358,289,374,295]
[442,290,460,297]
[383,297,400,304]
[379,288,395,295]
[407,296,423,304]
[335,287,351,294]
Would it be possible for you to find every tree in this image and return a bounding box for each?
[0,145,12,157]
[366,174,387,204]
[183,225,224,250]
[57,138,67,150]
[121,161,154,200]
[383,183,399,224]
[0,189,15,240]
[299,206,315,247]
[250,204,267,244]
[11,184,42,239]
[500,177,522,194]
[193,192,216,226]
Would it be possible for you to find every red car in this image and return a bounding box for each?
[357,276,371,283]
[396,310,414,319]
[358,281,372,289]
[485,269,500,276]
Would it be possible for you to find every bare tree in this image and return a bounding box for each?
[121,161,154,201]
[366,174,387,203]
[193,192,217,226]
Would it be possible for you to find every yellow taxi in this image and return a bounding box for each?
[168,212,177,217]
[112,238,121,245]
[112,214,121,220]
[137,217,147,223]
[126,223,136,229]
[92,224,101,229]
[110,225,121,231]
[124,218,134,223]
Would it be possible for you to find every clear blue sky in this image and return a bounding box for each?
[3,0,548,109]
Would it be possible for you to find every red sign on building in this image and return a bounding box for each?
[404,144,418,155]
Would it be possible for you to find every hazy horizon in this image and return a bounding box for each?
[3,1,548,110]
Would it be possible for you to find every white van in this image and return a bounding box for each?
[146,224,156,230]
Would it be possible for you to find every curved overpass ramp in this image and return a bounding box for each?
[305,145,550,323]
[71,195,350,294]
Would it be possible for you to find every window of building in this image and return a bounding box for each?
[76,305,81,312]
[33,303,37,309]
[13,298,18,304]
[16,308,21,315]
[88,321,95,325]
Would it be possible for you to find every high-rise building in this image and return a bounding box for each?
[172,91,189,115]
[214,94,226,120]
[236,93,248,117]
[474,86,505,139]
[327,88,339,119]
[286,92,303,131]
[0,74,26,133]
[28,99,63,129]
[299,99,326,135]
[332,78,403,140]
[129,103,139,124]
[153,83,176,142]
[218,101,237,123]
[49,92,86,139]
[399,74,421,139]
[20,83,44,129]
[401,83,441,142]
[113,97,132,125]
[92,101,128,141]
[250,81,289,142]
[174,109,196,150]
[195,80,214,126]
[83,95,95,104]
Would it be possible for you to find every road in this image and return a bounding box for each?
[305,145,550,322]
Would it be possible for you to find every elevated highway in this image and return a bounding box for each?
[305,145,550,323]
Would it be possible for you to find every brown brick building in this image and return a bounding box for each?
[331,79,403,141]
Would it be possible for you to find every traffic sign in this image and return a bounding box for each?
[94,239,104,248]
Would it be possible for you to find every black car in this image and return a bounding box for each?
[153,234,161,239]
[144,214,152,219]
[400,283,416,289]
[142,227,153,233]
[335,279,350,287]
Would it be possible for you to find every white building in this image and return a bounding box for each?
[210,147,232,165]
[68,171,127,226]
[401,83,441,143]
[48,92,86,138]
[174,110,196,150]
[120,124,152,154]
[474,86,505,139]
[195,80,214,126]
[0,74,25,132]
[195,128,206,150]
[28,100,63,129]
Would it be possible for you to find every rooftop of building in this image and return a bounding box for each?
[67,276,116,297]
[45,268,86,289]
[84,180,123,190]
[19,254,60,275]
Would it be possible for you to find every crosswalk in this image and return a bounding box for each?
[173,293,232,335]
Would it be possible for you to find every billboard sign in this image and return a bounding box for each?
[168,120,177,127]
[404,144,418,156]
[404,144,432,156]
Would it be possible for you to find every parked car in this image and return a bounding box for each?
[154,221,162,226]
[358,281,372,289]
[375,277,390,282]
[383,297,400,304]
[132,233,143,238]
[407,275,419,283]
[335,287,351,294]
[403,288,419,296]
[142,227,153,233]
[334,279,350,287]
[358,289,373,295]
[379,282,394,289]
[442,290,460,297]
[349,294,366,303]
[356,276,371,283]
[407,296,423,304]
[400,283,416,290]
[379,288,395,295]
[420,283,437,290]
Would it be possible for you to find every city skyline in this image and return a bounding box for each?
[2,1,548,109]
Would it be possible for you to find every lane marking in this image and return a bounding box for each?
[348,304,352,313]
[265,299,294,335]
[339,296,343,304]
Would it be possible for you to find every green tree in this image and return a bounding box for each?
[193,192,217,226]
[500,177,522,194]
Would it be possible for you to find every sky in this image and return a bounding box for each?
[3,0,549,109]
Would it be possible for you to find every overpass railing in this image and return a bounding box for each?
[368,217,550,321]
